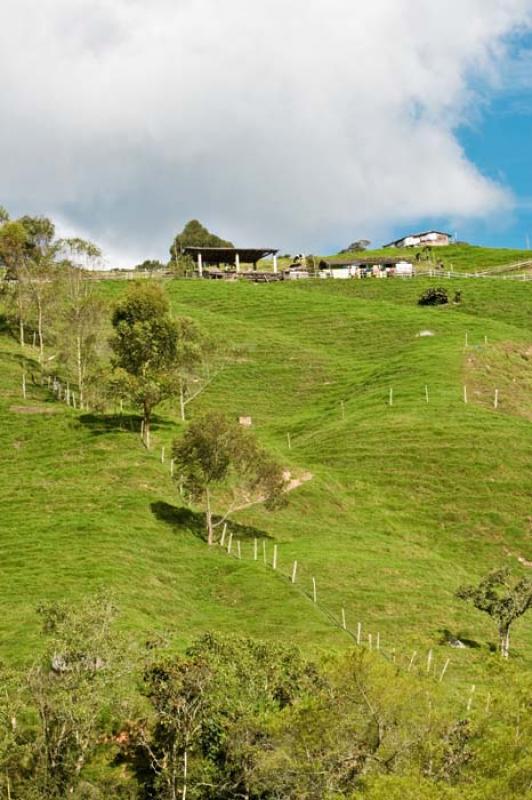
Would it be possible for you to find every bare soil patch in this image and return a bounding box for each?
[10,405,60,415]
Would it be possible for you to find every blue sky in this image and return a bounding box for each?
[384,31,532,251]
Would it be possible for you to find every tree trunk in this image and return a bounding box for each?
[499,625,510,658]
[205,488,214,545]
[76,334,84,409]
[143,404,151,449]
[179,382,186,422]
[19,315,25,347]
[37,298,44,363]
[182,747,188,800]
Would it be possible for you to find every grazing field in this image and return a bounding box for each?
[0,276,530,696]
[325,242,532,273]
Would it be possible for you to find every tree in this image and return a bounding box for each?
[172,412,287,545]
[110,283,181,448]
[174,317,222,421]
[0,216,62,357]
[57,266,107,409]
[169,252,195,278]
[340,239,371,253]
[136,634,320,800]
[0,221,31,345]
[305,254,318,275]
[1,594,125,799]
[58,236,102,271]
[456,569,532,658]
[23,239,61,363]
[134,259,166,272]
[169,220,233,263]
[0,206,9,225]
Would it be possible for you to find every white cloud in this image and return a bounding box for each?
[0,0,531,263]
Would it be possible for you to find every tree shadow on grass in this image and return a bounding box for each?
[150,500,272,544]
[77,413,174,437]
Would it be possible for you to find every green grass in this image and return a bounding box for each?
[325,243,532,273]
[0,277,531,698]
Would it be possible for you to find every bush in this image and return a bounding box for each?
[418,287,449,306]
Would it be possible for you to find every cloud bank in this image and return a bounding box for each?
[1,0,531,263]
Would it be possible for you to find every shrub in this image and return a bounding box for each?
[418,286,449,306]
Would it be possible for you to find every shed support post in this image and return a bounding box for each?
[273,254,278,273]
[197,252,203,277]
[235,252,240,273]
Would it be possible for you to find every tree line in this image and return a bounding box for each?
[0,594,530,800]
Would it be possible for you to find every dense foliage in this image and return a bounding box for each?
[417,287,449,306]
[169,219,233,263]
[1,599,530,799]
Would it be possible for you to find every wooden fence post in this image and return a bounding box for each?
[341,608,346,630]
[220,524,227,548]
[463,385,468,404]
[408,651,417,671]
[467,685,476,712]
[287,432,292,450]
[291,560,298,583]
[262,540,267,565]
[272,545,278,570]
[170,459,175,477]
[426,649,433,674]
[425,385,429,404]
[253,538,258,561]
[439,658,450,682]
[494,389,499,409]
[376,632,380,650]
[312,577,317,604]
[237,541,241,560]
[389,387,393,407]
[227,533,233,555]
[368,633,372,651]
[357,622,361,645]
[161,447,165,464]
[22,373,26,400]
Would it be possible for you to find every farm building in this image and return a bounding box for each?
[383,231,451,248]
[319,257,414,279]
[182,246,279,277]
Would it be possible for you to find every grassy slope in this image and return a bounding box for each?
[322,243,532,273]
[0,278,531,696]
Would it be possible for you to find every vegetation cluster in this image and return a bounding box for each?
[1,597,531,800]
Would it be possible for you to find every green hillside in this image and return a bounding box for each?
[1,277,531,695]
[324,243,532,273]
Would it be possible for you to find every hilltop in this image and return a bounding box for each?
[0,276,531,694]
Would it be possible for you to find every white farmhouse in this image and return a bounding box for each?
[383,231,451,248]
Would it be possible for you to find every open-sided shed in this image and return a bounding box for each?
[183,247,279,276]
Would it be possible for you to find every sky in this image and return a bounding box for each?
[1,0,532,266]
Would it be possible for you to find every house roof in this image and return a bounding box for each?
[183,246,278,265]
[382,231,451,247]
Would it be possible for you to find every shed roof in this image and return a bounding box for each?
[183,246,278,265]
